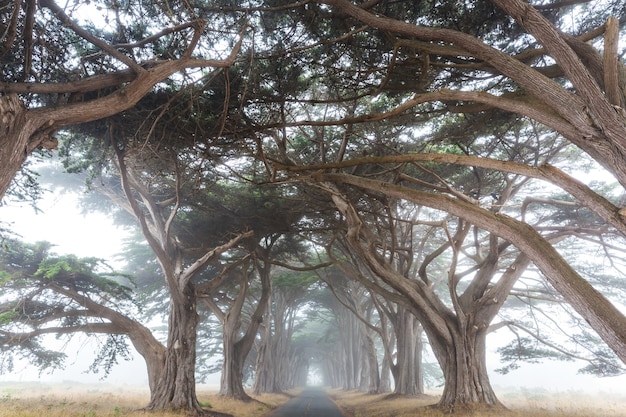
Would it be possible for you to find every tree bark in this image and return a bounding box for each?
[147,281,202,411]
[432,326,501,412]
[393,308,423,396]
[211,252,271,401]
[0,94,42,198]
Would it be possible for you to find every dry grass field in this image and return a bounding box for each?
[327,388,626,417]
[2,382,626,416]
[0,382,292,417]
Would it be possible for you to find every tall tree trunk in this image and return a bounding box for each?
[393,308,423,396]
[147,281,203,411]
[253,290,291,394]
[220,334,250,400]
[218,252,272,400]
[252,314,277,394]
[429,324,500,412]
[364,331,381,394]
[218,272,253,401]
[253,338,281,393]
[379,353,391,393]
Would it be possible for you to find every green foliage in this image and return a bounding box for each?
[0,237,139,376]
[0,311,19,325]
[273,271,319,290]
[495,337,574,375]
[198,400,212,408]
[35,258,72,280]
[0,270,11,286]
[87,335,132,379]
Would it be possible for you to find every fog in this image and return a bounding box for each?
[2,182,626,396]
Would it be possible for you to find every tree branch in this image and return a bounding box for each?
[39,0,145,74]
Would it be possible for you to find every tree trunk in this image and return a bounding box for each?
[253,338,281,393]
[430,325,501,412]
[146,282,203,412]
[364,331,381,394]
[220,333,251,400]
[219,255,271,400]
[379,353,392,393]
[393,309,423,396]
[219,275,253,401]
[0,94,47,198]
[253,290,291,394]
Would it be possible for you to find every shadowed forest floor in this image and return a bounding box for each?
[1,382,626,416]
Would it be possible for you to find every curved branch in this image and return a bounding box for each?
[277,153,626,236]
[0,0,23,60]
[1,323,126,346]
[39,0,144,73]
[320,0,592,132]
[492,0,626,140]
[183,230,254,287]
[314,172,626,364]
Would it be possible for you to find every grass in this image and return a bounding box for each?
[0,382,292,417]
[2,382,626,416]
[327,387,626,417]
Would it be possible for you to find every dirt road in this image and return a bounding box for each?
[265,388,346,417]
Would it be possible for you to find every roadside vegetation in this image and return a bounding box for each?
[0,383,292,417]
[2,384,625,417]
[327,388,626,417]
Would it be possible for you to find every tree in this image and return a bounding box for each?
[253,268,319,394]
[202,252,270,401]
[110,146,253,412]
[0,239,166,390]
[270,115,623,410]
[0,0,243,200]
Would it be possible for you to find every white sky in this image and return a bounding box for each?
[1,192,127,264]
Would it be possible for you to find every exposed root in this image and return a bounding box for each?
[381,392,438,401]
[427,401,509,415]
[135,405,235,417]
[196,409,234,417]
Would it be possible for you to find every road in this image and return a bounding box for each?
[265,388,346,417]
